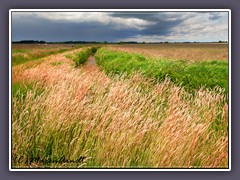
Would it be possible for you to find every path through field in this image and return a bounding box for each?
[12,47,228,168]
[83,56,98,72]
[13,48,107,85]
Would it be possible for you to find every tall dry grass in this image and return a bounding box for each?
[12,57,228,168]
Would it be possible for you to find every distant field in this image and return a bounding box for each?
[106,43,228,62]
[12,44,79,66]
[11,43,229,168]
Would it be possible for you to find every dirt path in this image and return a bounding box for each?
[83,55,98,72]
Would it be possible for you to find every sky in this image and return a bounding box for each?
[11,11,229,42]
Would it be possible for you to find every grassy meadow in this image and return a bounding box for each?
[12,44,79,66]
[11,43,229,168]
[95,47,228,94]
[107,43,228,62]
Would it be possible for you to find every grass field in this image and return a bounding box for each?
[95,46,228,94]
[12,44,79,66]
[11,43,229,168]
[107,43,228,62]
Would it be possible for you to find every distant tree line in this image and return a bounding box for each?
[12,40,138,44]
[12,40,228,44]
[13,40,47,44]
[217,40,228,43]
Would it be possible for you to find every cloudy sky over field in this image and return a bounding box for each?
[12,11,229,42]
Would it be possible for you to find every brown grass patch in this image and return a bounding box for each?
[106,43,228,62]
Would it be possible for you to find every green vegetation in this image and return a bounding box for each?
[12,48,71,66]
[12,49,30,54]
[95,48,228,93]
[66,47,100,67]
[12,82,45,100]
[12,44,228,168]
[50,61,62,66]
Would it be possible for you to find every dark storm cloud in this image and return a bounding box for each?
[110,12,161,21]
[12,14,139,42]
[140,19,183,36]
[110,12,187,21]
[110,12,186,36]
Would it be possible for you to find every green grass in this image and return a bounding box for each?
[12,49,30,53]
[66,47,100,67]
[50,61,62,66]
[12,48,71,66]
[12,82,45,101]
[95,48,228,93]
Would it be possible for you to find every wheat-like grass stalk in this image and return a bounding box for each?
[12,56,228,168]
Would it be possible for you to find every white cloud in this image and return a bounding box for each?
[121,12,228,42]
[171,12,228,41]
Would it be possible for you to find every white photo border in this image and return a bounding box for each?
[9,9,231,172]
